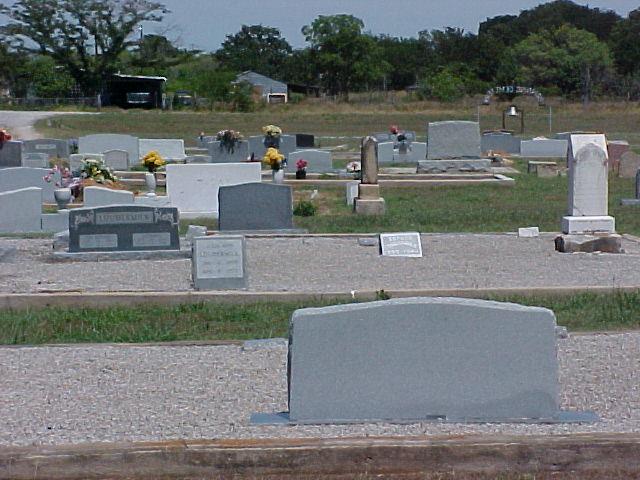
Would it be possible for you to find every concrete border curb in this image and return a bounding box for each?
[1,285,639,310]
[1,433,639,479]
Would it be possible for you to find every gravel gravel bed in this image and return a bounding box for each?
[2,233,640,294]
[1,332,639,446]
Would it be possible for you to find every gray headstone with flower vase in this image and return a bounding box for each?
[288,150,333,173]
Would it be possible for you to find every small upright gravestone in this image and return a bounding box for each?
[192,235,247,290]
[618,151,640,179]
[620,170,640,206]
[354,137,385,215]
[252,297,597,425]
[68,205,180,253]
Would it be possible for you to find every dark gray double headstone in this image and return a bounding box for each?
[23,139,70,159]
[481,132,521,155]
[68,205,180,252]
[0,141,23,168]
[271,297,596,424]
[218,183,293,231]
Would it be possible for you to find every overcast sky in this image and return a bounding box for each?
[150,0,639,51]
[1,0,638,51]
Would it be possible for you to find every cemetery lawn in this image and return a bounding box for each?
[1,291,640,345]
[292,165,640,235]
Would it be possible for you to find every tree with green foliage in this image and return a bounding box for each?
[216,25,292,79]
[509,25,613,101]
[610,8,640,77]
[125,34,191,74]
[167,55,235,103]
[0,0,168,94]
[302,14,389,100]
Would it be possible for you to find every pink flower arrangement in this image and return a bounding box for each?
[389,125,399,135]
[295,159,308,171]
[43,165,80,188]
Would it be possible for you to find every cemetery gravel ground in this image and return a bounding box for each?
[3,234,640,294]
[0,332,639,446]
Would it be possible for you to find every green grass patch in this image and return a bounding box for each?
[1,292,639,345]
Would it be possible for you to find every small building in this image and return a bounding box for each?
[234,71,288,103]
[102,74,167,109]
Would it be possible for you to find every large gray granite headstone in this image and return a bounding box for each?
[286,297,562,423]
[78,134,139,167]
[287,150,333,173]
[481,132,521,155]
[208,141,249,163]
[23,139,70,159]
[192,235,247,290]
[0,167,58,202]
[0,141,23,168]
[521,139,568,158]
[427,121,481,159]
[68,205,180,253]
[0,187,42,233]
[218,183,293,231]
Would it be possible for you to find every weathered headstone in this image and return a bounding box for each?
[0,167,58,202]
[83,186,134,207]
[165,163,261,218]
[607,140,630,172]
[22,153,49,168]
[139,139,186,162]
[354,137,385,215]
[0,141,23,168]
[78,134,139,167]
[0,187,42,233]
[68,205,180,252]
[520,139,568,158]
[379,232,423,257]
[218,183,293,231]
[192,235,247,290]
[23,139,69,159]
[427,121,481,159]
[562,134,614,234]
[287,150,332,173]
[259,297,595,424]
[620,169,640,206]
[618,151,640,179]
[208,141,249,163]
[103,150,129,171]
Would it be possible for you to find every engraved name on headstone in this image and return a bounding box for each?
[379,232,423,257]
[68,205,180,252]
[192,236,247,290]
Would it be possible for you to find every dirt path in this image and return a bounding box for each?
[0,110,95,140]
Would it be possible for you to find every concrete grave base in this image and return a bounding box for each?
[354,198,386,215]
[52,249,191,262]
[417,159,491,173]
[554,234,623,254]
[251,410,599,425]
[562,216,615,234]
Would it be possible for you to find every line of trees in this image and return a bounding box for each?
[2,0,640,103]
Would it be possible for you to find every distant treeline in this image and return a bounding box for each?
[1,0,640,104]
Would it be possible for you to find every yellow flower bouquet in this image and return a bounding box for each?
[263,147,285,171]
[141,151,165,173]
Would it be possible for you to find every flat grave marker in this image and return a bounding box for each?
[379,232,423,257]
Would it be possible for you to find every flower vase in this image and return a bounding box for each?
[295,169,307,179]
[54,188,72,210]
[272,169,285,184]
[145,172,157,196]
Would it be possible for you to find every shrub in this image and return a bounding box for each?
[294,200,317,217]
